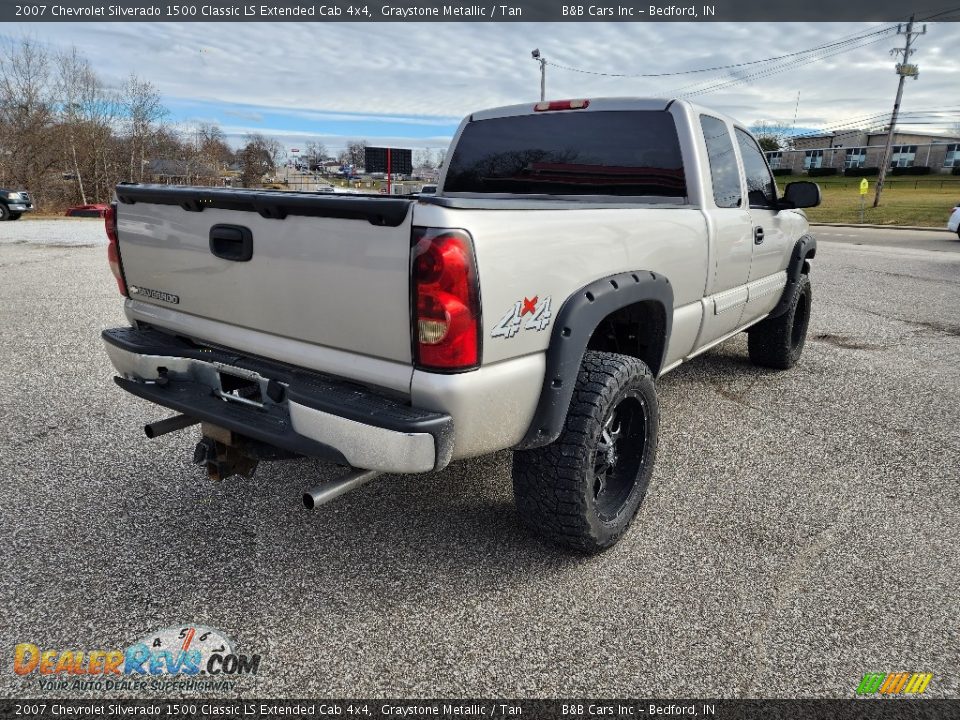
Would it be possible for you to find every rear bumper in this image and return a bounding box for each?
[102,327,453,474]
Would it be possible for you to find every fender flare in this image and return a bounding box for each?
[768,234,817,319]
[517,270,673,449]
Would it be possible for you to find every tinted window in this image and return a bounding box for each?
[443,110,686,198]
[700,115,741,208]
[735,128,777,208]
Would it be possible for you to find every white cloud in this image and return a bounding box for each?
[8,20,960,139]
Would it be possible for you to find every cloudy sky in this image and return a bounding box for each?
[7,20,960,153]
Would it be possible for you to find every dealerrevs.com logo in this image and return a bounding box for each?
[13,625,261,692]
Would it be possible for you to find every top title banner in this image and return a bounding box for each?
[2,0,957,22]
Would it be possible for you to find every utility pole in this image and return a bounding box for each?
[531,48,546,101]
[873,16,925,208]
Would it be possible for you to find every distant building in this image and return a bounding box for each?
[767,129,960,174]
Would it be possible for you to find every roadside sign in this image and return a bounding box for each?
[858,179,869,224]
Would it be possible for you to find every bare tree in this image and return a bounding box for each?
[121,74,167,182]
[238,133,281,187]
[197,123,232,169]
[55,47,105,204]
[304,141,327,170]
[183,122,233,184]
[0,36,57,195]
[346,140,367,170]
[751,120,792,152]
[414,148,436,169]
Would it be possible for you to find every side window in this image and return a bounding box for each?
[700,115,741,208]
[735,128,777,208]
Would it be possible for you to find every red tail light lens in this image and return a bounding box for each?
[104,202,127,296]
[411,228,481,371]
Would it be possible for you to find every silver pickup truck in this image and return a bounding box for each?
[102,97,819,552]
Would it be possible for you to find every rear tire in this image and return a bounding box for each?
[512,351,659,553]
[748,273,812,370]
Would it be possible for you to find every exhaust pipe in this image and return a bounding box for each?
[303,469,382,510]
[144,414,200,439]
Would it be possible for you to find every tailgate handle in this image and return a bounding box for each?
[209,225,253,262]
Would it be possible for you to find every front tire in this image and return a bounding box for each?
[512,351,659,553]
[9,213,21,221]
[748,273,812,370]
[0,205,9,221]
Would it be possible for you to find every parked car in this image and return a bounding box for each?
[101,97,820,552]
[948,203,960,239]
[418,184,437,195]
[65,204,111,218]
[0,189,34,220]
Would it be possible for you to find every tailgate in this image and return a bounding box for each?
[114,186,415,363]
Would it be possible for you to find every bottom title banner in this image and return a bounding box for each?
[1,700,958,720]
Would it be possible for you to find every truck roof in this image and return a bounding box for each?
[468,97,745,131]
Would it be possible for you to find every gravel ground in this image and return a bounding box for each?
[0,217,106,247]
[1,221,958,699]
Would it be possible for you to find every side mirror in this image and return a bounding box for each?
[780,181,821,209]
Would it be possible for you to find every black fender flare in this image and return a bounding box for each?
[517,270,673,449]
[768,234,816,319]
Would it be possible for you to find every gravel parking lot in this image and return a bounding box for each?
[1,220,958,699]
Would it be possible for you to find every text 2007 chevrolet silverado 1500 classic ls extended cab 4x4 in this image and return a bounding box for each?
[102,97,820,552]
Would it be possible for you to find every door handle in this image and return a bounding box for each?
[754,226,765,245]
[209,224,253,262]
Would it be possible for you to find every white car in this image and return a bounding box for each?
[948,204,960,239]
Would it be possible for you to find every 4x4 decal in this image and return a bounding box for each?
[491,296,552,338]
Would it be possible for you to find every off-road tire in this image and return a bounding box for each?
[748,273,812,369]
[0,205,9,221]
[512,351,659,553]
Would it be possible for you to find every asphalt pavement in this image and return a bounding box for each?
[1,221,958,699]
[813,224,960,253]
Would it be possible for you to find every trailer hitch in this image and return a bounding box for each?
[193,424,259,481]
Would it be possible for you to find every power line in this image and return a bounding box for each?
[545,10,956,100]
[672,34,892,98]
[548,25,897,79]
[677,5,960,98]
[779,109,960,142]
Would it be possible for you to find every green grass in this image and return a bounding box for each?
[779,174,960,226]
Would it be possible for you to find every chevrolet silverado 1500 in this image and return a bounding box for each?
[102,97,820,552]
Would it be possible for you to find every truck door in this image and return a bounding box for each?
[734,127,792,321]
[694,114,753,349]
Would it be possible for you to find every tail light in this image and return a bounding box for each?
[411,228,481,371]
[104,202,128,296]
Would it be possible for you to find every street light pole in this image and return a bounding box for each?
[531,49,546,101]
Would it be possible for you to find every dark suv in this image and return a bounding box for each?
[0,189,34,220]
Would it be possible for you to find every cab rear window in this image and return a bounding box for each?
[443,110,687,198]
